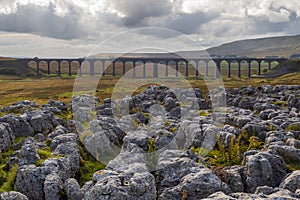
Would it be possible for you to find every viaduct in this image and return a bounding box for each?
[20,57,288,78]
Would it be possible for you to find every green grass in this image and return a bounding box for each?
[286,123,300,131]
[206,133,264,167]
[35,148,63,166]
[0,71,299,107]
[270,100,287,107]
[146,139,158,170]
[78,143,106,186]
[54,110,73,122]
[286,162,300,172]
[198,110,208,116]
[0,164,18,192]
[79,130,93,141]
[131,119,140,129]
[170,126,177,132]
[0,147,19,192]
[13,137,27,145]
[165,120,170,126]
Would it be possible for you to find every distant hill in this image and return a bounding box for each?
[0,60,37,78]
[266,59,300,77]
[207,34,300,58]
[93,35,300,59]
[1,34,300,78]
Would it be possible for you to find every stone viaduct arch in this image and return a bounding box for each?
[20,57,287,78]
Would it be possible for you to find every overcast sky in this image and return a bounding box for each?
[0,0,299,58]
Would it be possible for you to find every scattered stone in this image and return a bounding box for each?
[18,138,40,166]
[44,173,64,200]
[279,170,300,193]
[1,85,300,200]
[0,123,14,152]
[15,165,53,200]
[0,191,29,200]
[65,178,84,200]
[243,152,287,193]
[85,172,156,200]
[0,114,34,137]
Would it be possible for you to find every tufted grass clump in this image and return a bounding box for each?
[35,148,63,167]
[270,100,287,107]
[268,124,277,131]
[78,143,106,186]
[146,139,158,170]
[170,126,177,132]
[78,159,106,187]
[0,164,18,192]
[143,112,151,121]
[190,146,209,164]
[198,110,208,117]
[247,136,264,151]
[131,119,140,129]
[207,131,267,168]
[0,148,18,192]
[165,120,170,126]
[79,130,93,141]
[37,148,52,159]
[0,136,33,192]
[286,162,300,173]
[54,110,73,122]
[286,123,300,131]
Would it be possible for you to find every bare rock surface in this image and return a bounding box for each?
[0,85,300,199]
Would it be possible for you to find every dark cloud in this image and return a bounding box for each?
[0,0,299,47]
[0,3,84,40]
[248,16,290,34]
[109,0,172,26]
[164,12,219,35]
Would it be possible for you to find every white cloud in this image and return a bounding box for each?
[0,0,299,57]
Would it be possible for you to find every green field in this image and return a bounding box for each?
[0,58,299,106]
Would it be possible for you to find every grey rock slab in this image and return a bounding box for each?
[0,191,29,200]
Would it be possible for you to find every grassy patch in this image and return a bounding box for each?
[286,162,300,172]
[170,126,177,132]
[35,148,62,166]
[207,133,264,167]
[79,130,93,141]
[164,120,170,126]
[190,146,209,163]
[146,139,158,170]
[286,123,300,131]
[0,71,300,106]
[78,143,106,186]
[54,110,73,122]
[0,135,27,190]
[270,100,287,107]
[0,148,17,192]
[269,124,277,131]
[0,164,18,192]
[198,110,208,117]
[13,136,27,145]
[131,119,139,129]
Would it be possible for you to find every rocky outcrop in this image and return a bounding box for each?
[65,178,83,200]
[0,191,29,200]
[0,123,14,152]
[0,114,34,137]
[44,173,64,200]
[159,168,229,200]
[85,171,156,200]
[243,152,287,193]
[280,170,300,193]
[15,165,53,200]
[1,85,300,199]
[18,138,40,166]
